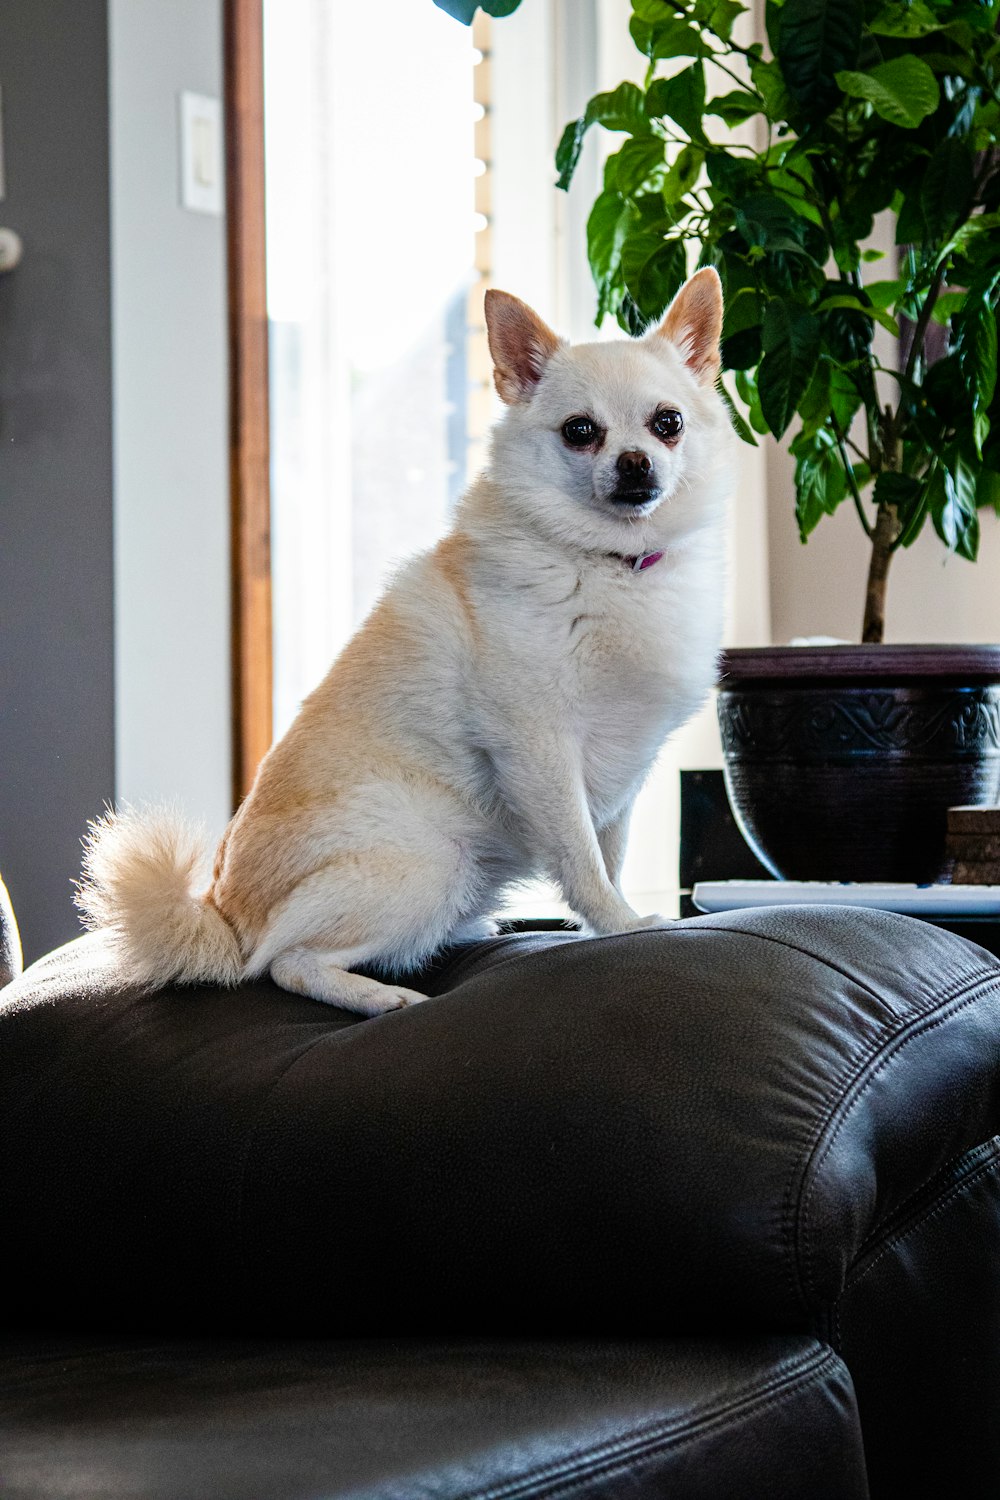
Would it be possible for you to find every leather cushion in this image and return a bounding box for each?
[0,908,998,1336]
[0,1336,868,1499]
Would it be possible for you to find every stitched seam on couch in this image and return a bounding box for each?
[852,1134,1000,1267]
[834,1145,1000,1350]
[460,1344,841,1500]
[433,927,998,1325]
[450,925,971,1020]
[838,1143,1000,1317]
[795,973,1000,1314]
[773,959,999,1321]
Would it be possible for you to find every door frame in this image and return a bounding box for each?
[224,0,272,806]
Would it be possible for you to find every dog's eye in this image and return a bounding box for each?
[651,409,684,441]
[562,416,599,448]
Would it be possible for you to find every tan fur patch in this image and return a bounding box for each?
[430,533,480,640]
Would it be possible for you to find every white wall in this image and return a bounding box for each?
[766,210,1000,646]
[108,0,232,835]
[768,445,1000,645]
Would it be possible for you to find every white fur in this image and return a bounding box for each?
[76,278,734,1016]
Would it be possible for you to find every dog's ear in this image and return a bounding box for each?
[484,290,563,404]
[650,267,723,386]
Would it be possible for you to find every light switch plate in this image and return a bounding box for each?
[179,92,223,215]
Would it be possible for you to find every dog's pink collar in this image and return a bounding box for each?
[616,549,664,573]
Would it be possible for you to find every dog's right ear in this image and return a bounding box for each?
[484,290,563,404]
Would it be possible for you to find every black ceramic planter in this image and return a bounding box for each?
[717,645,1000,883]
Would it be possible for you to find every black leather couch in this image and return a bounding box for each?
[2,878,999,1499]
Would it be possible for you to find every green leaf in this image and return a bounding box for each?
[797,360,831,439]
[556,82,651,191]
[895,187,926,243]
[829,364,862,430]
[758,299,821,437]
[735,366,770,433]
[835,56,940,129]
[613,135,668,194]
[977,466,1000,514]
[796,356,863,437]
[794,431,848,539]
[645,64,708,142]
[707,89,764,126]
[778,0,862,112]
[816,293,899,336]
[723,325,763,371]
[629,14,709,62]
[717,379,758,445]
[864,279,902,310]
[929,452,981,558]
[705,149,758,200]
[662,144,704,204]
[921,139,975,240]
[621,233,688,321]
[957,296,998,456]
[588,81,652,134]
[868,0,944,36]
[945,211,1000,258]
[433,0,522,18]
[874,470,922,513]
[586,191,635,286]
[930,290,967,326]
[555,121,584,192]
[748,56,795,121]
[631,0,676,18]
[694,0,746,42]
[733,193,815,255]
[723,285,763,337]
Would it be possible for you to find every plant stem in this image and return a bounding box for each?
[834,427,873,538]
[902,259,946,387]
[861,409,902,643]
[862,502,901,643]
[709,56,756,93]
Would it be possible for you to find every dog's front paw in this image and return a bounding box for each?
[628,912,673,931]
[452,916,501,943]
[589,912,673,936]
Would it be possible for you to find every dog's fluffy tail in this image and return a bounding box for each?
[75,806,243,989]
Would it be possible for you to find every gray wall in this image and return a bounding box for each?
[109,0,231,837]
[0,0,230,964]
[0,0,115,962]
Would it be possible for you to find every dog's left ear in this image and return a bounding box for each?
[485,289,563,404]
[650,267,723,386]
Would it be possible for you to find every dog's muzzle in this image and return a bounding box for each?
[609,449,660,507]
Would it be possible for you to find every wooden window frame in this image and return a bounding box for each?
[224,0,272,807]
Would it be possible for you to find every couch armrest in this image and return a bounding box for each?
[0,908,998,1338]
[0,876,22,988]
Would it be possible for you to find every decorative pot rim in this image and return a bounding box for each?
[718,643,1000,687]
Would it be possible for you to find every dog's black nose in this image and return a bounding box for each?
[617,450,653,481]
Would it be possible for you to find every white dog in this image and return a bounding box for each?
[77,268,732,1016]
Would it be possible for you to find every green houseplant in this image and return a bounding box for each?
[441,0,1000,882]
[550,0,1000,881]
[553,0,1000,645]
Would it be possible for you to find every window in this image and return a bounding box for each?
[264,0,481,735]
[260,0,768,918]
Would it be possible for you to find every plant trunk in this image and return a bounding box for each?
[862,503,900,644]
